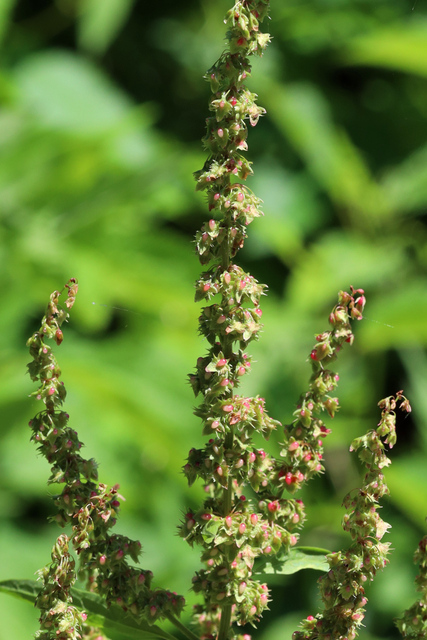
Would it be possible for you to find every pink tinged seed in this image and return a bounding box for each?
[223,404,233,412]
[250,514,258,525]
[249,452,256,463]
[217,315,226,323]
[250,606,257,616]
[203,283,211,291]
[231,560,238,568]
[217,592,226,601]
[239,582,247,595]
[207,559,214,567]
[264,546,272,554]
[201,513,212,521]
[216,466,223,476]
[285,471,293,484]
[288,441,299,451]
[211,420,219,429]
[290,535,297,545]
[187,519,195,529]
[138,573,145,584]
[268,501,278,513]
[150,606,157,616]
[237,366,246,376]
[307,616,314,621]
[292,514,300,523]
[239,523,246,534]
[239,280,246,289]
[235,458,244,468]
[219,100,225,108]
[99,555,106,565]
[217,358,227,367]
[48,387,55,396]
[237,192,244,202]
[220,378,230,387]
[209,219,216,230]
[225,515,232,527]
[116,549,124,560]
[260,593,268,604]
[224,272,231,284]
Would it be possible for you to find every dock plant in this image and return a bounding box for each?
[0,2,423,640]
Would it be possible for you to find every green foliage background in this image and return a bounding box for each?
[1,1,427,638]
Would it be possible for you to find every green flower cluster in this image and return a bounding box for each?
[293,392,411,640]
[27,281,185,638]
[395,536,427,636]
[184,2,367,638]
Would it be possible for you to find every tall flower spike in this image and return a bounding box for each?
[184,2,365,639]
[293,391,412,640]
[395,533,427,639]
[27,280,185,638]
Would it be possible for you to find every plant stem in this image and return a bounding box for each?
[166,614,200,640]
[218,603,232,640]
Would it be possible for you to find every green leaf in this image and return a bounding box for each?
[78,0,136,55]
[262,81,389,229]
[342,25,427,78]
[0,0,16,45]
[0,580,178,640]
[254,546,330,578]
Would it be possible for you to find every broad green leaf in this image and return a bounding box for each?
[0,0,16,44]
[381,144,427,215]
[342,24,427,78]
[262,81,389,229]
[78,0,136,55]
[254,546,330,578]
[0,580,177,640]
[14,51,135,136]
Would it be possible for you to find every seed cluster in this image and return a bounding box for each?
[27,281,184,639]
[293,392,411,640]
[395,534,427,639]
[184,1,366,638]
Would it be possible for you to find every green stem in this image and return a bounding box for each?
[165,614,200,640]
[217,603,232,640]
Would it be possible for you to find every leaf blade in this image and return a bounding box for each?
[0,580,178,640]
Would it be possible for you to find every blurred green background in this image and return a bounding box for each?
[1,0,427,638]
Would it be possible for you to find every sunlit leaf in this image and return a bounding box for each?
[78,0,136,55]
[0,580,178,640]
[254,546,330,577]
[342,25,427,78]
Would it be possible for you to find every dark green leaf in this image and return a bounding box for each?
[0,580,178,640]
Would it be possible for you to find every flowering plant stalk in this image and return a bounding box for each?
[0,3,424,640]
[293,392,411,640]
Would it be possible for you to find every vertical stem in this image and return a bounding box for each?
[218,603,233,640]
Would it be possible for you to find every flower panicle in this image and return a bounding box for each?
[278,286,366,494]
[395,534,427,639]
[27,281,185,638]
[293,391,412,640]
